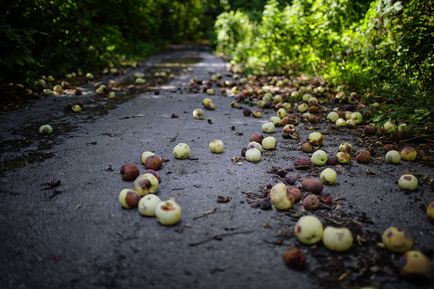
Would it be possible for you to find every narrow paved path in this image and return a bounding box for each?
[0,47,433,289]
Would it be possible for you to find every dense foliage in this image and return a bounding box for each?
[215,0,434,127]
[0,0,222,83]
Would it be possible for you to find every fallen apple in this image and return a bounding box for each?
[209,139,224,154]
[96,85,107,95]
[273,94,283,104]
[426,202,434,221]
[338,142,352,154]
[294,157,312,170]
[53,84,63,94]
[43,89,53,96]
[308,132,324,146]
[277,108,288,119]
[294,215,324,245]
[248,141,263,152]
[135,77,146,84]
[320,168,337,185]
[282,248,306,270]
[301,141,314,153]
[364,125,377,135]
[282,124,296,135]
[399,174,418,191]
[385,150,401,164]
[308,97,318,106]
[173,143,191,159]
[382,226,413,253]
[335,118,346,127]
[134,173,159,196]
[311,149,328,166]
[71,104,81,113]
[287,187,302,202]
[383,120,397,134]
[322,226,353,252]
[336,152,351,164]
[346,119,356,127]
[138,194,161,216]
[250,132,264,144]
[302,178,324,194]
[351,112,363,124]
[262,122,276,134]
[252,110,262,118]
[344,111,353,120]
[155,199,182,225]
[140,151,155,164]
[383,144,399,152]
[355,149,371,163]
[39,124,53,134]
[282,115,297,126]
[144,155,163,171]
[245,147,261,163]
[262,136,277,150]
[301,93,311,102]
[327,111,339,123]
[302,194,320,210]
[192,108,205,120]
[120,163,140,181]
[270,116,282,127]
[399,250,432,280]
[270,183,292,210]
[297,103,308,113]
[400,147,417,162]
[202,97,213,108]
[118,189,141,209]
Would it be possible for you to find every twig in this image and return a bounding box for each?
[188,230,255,247]
[193,208,218,220]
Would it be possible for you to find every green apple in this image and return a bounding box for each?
[320,168,337,185]
[382,226,413,253]
[173,143,191,159]
[262,136,277,150]
[262,122,276,134]
[270,183,292,211]
[311,149,328,166]
[399,250,432,280]
[209,139,224,154]
[294,215,323,245]
[398,174,418,191]
[385,150,401,164]
[322,226,353,252]
[327,111,339,123]
[308,132,324,146]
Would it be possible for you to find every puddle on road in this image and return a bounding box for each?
[158,57,203,66]
[0,121,77,173]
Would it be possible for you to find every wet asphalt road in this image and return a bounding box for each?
[0,47,433,289]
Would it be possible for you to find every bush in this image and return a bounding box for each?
[214,0,433,127]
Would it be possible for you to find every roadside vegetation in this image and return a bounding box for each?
[215,0,433,131]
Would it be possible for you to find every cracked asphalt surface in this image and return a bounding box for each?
[0,46,433,289]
